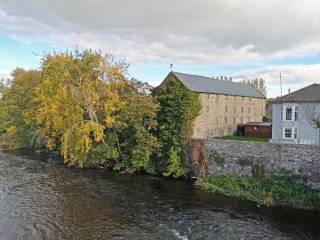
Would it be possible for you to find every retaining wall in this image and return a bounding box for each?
[205,140,320,189]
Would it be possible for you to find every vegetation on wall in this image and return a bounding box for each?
[201,170,320,211]
[152,77,201,177]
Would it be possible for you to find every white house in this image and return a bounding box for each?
[272,84,320,145]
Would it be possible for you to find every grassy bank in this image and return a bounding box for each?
[214,135,269,142]
[201,172,320,211]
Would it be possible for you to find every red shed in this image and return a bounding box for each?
[244,122,272,138]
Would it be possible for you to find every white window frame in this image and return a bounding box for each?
[283,104,296,122]
[282,127,295,140]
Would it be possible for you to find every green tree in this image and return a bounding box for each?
[153,77,201,177]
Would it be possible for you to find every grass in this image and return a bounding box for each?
[201,171,320,211]
[215,135,269,142]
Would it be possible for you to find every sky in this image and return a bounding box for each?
[1,0,320,97]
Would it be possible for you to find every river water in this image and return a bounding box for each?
[0,149,319,240]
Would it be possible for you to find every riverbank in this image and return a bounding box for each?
[201,172,320,211]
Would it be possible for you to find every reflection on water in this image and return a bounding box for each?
[0,149,319,240]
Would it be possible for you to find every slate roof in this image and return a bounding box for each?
[273,83,320,103]
[163,72,265,99]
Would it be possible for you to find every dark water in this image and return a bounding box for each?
[0,149,320,240]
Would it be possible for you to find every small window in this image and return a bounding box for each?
[241,117,243,124]
[294,128,297,139]
[241,107,244,113]
[285,107,292,121]
[207,94,210,99]
[284,128,292,139]
[225,107,228,113]
[233,118,236,124]
[224,117,228,124]
[216,118,219,124]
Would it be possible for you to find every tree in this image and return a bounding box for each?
[31,49,159,171]
[0,69,42,149]
[153,77,201,177]
[242,78,267,97]
[0,49,159,173]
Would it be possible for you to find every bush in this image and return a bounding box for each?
[201,170,320,211]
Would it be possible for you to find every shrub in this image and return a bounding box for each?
[201,170,320,211]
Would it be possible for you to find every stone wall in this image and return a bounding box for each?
[205,140,320,189]
[193,93,265,139]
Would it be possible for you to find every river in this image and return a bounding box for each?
[0,149,319,240]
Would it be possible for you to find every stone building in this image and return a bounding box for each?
[160,72,266,139]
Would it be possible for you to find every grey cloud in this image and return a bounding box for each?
[1,0,320,64]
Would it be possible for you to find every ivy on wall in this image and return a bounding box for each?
[153,76,201,177]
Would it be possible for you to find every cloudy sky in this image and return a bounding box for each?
[1,0,320,97]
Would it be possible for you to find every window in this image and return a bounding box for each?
[216,118,219,124]
[225,106,228,113]
[241,117,243,124]
[207,94,210,99]
[233,118,236,124]
[241,107,244,113]
[294,128,297,139]
[294,106,298,121]
[285,107,292,121]
[224,117,228,124]
[284,128,292,139]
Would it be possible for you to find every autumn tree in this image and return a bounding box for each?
[0,69,42,149]
[30,50,159,171]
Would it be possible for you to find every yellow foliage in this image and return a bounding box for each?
[5,125,17,136]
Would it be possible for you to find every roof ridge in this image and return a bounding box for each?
[172,71,250,87]
[169,71,265,98]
